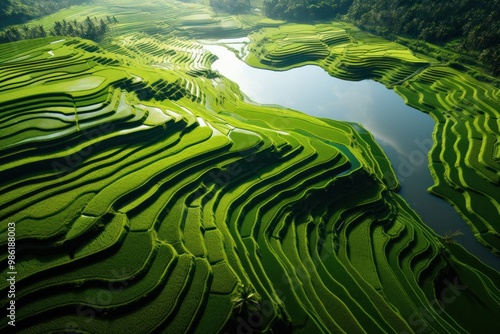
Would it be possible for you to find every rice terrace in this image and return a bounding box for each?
[0,0,499,333]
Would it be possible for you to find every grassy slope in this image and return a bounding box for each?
[0,1,499,333]
[245,22,500,256]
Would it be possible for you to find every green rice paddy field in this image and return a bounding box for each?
[0,0,499,333]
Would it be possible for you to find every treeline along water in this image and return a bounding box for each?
[260,0,499,75]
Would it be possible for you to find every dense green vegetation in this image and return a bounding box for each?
[246,21,500,255]
[0,16,117,43]
[0,0,498,333]
[261,0,499,75]
[209,0,251,13]
[0,0,89,28]
[263,0,352,20]
[347,0,500,75]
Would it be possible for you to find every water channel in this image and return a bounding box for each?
[201,39,500,271]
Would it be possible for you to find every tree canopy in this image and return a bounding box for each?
[209,0,252,13]
[347,0,499,75]
[0,16,117,43]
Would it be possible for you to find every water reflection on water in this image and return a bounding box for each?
[202,42,500,271]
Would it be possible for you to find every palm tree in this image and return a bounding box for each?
[67,24,75,36]
[231,284,261,316]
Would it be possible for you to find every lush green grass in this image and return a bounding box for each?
[0,1,499,333]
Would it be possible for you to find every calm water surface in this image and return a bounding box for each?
[202,40,500,271]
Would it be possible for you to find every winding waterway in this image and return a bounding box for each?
[202,39,500,271]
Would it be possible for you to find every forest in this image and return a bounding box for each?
[263,0,352,20]
[262,0,499,75]
[2,0,497,74]
[0,0,499,333]
[209,0,251,13]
